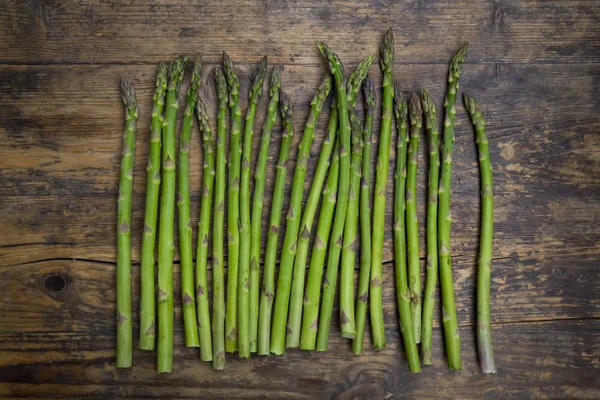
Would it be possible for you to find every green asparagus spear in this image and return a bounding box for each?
[116,76,137,368]
[178,55,202,348]
[252,67,281,353]
[406,92,422,344]
[258,90,294,355]
[287,94,337,349]
[158,55,187,373]
[223,52,241,353]
[212,67,228,370]
[139,64,166,351]
[370,28,394,350]
[316,43,352,350]
[339,110,363,339]
[463,93,497,374]
[337,55,376,340]
[420,87,439,364]
[438,43,468,370]
[393,85,420,372]
[352,74,374,355]
[299,137,340,350]
[195,98,214,362]
[271,75,332,353]
[238,56,268,358]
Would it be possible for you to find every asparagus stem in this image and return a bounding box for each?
[223,52,241,353]
[337,55,376,340]
[339,110,363,339]
[420,87,439,364]
[299,137,340,350]
[195,98,215,362]
[392,86,420,372]
[258,90,294,355]
[212,67,228,370]
[352,74,375,354]
[139,64,166,351]
[157,55,187,373]
[116,76,137,368]
[463,93,497,374]
[406,92,422,344]
[316,43,352,350]
[287,91,337,349]
[370,28,394,350]
[271,75,332,353]
[253,67,281,354]
[178,56,202,348]
[438,43,468,370]
[238,57,268,358]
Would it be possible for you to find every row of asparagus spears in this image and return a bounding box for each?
[116,28,496,374]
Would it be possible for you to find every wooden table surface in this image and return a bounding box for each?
[1,1,599,398]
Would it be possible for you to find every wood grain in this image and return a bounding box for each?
[0,259,599,398]
[1,0,599,64]
[0,0,599,398]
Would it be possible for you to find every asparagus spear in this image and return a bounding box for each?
[352,74,374,355]
[251,67,281,353]
[316,43,352,350]
[406,92,422,344]
[258,90,294,355]
[195,98,215,362]
[299,138,340,350]
[271,75,332,353]
[157,55,187,373]
[393,85,420,372]
[178,55,202,348]
[339,110,363,339]
[139,64,166,351]
[116,76,137,368]
[420,87,439,364]
[438,43,468,370]
[337,55,375,340]
[238,57,268,358]
[463,93,497,374]
[286,96,337,348]
[212,67,228,370]
[223,52,241,353]
[370,28,394,350]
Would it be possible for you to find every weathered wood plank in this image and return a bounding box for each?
[1,63,599,267]
[1,258,597,339]
[0,314,598,398]
[1,0,599,64]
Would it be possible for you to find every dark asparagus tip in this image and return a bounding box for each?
[120,76,136,108]
[409,92,422,118]
[279,90,293,124]
[363,73,375,113]
[393,80,403,98]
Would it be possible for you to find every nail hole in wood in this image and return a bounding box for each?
[45,275,67,292]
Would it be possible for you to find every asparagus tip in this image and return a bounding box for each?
[120,76,136,108]
[421,86,436,115]
[409,92,422,115]
[168,55,188,91]
[393,80,403,97]
[279,90,293,123]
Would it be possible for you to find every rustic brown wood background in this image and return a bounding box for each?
[1,0,599,398]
